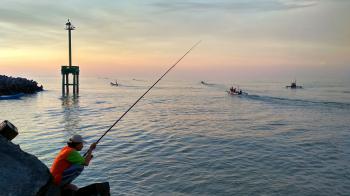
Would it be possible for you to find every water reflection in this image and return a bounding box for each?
[61,96,81,135]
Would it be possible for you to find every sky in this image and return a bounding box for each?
[0,0,349,81]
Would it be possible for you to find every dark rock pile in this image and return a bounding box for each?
[0,75,43,96]
[0,135,59,195]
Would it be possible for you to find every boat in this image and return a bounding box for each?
[201,81,216,86]
[201,81,210,85]
[110,80,118,86]
[286,80,302,89]
[227,86,247,96]
[226,90,248,96]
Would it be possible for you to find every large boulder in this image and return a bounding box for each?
[0,136,59,196]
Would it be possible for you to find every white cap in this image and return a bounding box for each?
[68,134,85,143]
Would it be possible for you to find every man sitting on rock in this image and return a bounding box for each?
[50,135,96,191]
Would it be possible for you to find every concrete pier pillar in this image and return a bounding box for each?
[61,66,79,96]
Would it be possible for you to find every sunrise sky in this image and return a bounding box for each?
[0,0,349,80]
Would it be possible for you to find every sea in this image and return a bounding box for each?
[1,76,350,195]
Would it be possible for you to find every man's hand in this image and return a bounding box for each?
[84,142,97,165]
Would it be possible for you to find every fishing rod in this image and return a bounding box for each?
[90,41,201,151]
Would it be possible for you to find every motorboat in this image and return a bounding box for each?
[227,90,248,96]
[110,80,118,86]
[286,80,302,89]
[227,86,247,96]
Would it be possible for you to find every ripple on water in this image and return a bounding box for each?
[2,79,350,195]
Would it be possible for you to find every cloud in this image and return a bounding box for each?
[150,0,319,13]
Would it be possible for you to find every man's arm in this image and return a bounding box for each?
[84,142,97,166]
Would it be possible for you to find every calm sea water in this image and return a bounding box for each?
[1,77,350,195]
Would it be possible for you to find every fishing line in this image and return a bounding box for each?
[88,41,201,153]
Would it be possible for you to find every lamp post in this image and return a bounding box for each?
[61,19,79,96]
[65,19,75,67]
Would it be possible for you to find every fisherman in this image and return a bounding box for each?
[50,135,96,191]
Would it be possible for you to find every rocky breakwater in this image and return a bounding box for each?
[0,75,43,96]
[0,120,59,196]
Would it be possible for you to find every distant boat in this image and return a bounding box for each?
[201,81,215,86]
[110,80,118,86]
[226,90,248,96]
[227,86,247,96]
[286,80,302,89]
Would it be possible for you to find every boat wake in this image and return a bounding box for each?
[245,94,350,110]
[117,84,144,88]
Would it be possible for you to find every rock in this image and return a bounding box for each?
[0,136,59,196]
[0,120,19,141]
[0,75,44,96]
[61,182,111,196]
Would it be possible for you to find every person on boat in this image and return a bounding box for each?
[50,135,96,191]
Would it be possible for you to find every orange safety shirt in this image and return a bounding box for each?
[50,146,83,185]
